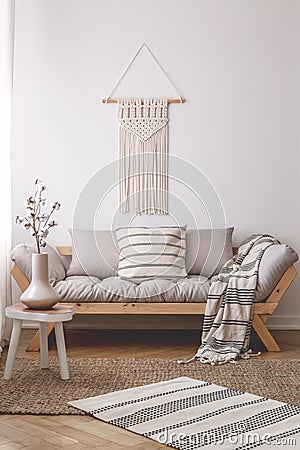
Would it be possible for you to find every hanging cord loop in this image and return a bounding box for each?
[105,43,184,102]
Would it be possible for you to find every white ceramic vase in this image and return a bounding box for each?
[20,253,60,309]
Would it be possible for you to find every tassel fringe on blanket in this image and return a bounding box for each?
[179,234,280,366]
[118,99,169,215]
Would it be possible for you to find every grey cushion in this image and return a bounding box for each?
[186,227,234,277]
[255,244,298,301]
[55,275,210,303]
[67,229,119,279]
[11,243,66,282]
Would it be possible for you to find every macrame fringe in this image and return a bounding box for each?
[118,99,169,215]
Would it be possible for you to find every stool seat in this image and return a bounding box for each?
[6,303,74,322]
[4,303,74,381]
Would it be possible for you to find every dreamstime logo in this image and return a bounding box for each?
[72,155,228,298]
[156,427,297,447]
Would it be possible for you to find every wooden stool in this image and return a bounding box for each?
[4,303,74,380]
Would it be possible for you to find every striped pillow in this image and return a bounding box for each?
[115,226,187,283]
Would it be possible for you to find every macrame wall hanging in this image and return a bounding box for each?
[103,43,185,215]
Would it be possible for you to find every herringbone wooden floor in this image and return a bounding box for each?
[0,328,299,449]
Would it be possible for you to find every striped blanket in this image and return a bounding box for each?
[183,234,279,365]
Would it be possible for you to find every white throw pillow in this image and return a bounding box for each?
[115,226,187,283]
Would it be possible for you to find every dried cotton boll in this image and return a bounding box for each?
[35,182,46,192]
[15,215,25,224]
[48,220,58,228]
[24,196,34,206]
[39,229,49,238]
[50,201,61,211]
[39,239,46,247]
[15,178,61,254]
[37,214,48,222]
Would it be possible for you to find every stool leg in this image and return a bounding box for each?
[54,322,69,380]
[4,319,22,380]
[39,322,49,369]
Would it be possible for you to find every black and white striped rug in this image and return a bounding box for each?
[69,376,300,449]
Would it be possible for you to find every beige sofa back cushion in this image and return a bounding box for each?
[67,227,234,280]
[67,229,119,279]
[186,227,234,277]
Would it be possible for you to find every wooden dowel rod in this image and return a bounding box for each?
[102,98,185,104]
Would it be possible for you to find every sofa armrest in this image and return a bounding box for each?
[256,244,298,301]
[11,243,66,283]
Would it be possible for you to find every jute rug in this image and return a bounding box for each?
[70,376,300,449]
[0,357,299,415]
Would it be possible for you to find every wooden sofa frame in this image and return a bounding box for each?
[11,245,297,353]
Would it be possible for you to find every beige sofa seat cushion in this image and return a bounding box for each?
[55,275,210,303]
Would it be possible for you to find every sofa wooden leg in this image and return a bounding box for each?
[252,314,281,352]
[26,323,55,352]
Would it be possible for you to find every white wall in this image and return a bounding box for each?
[12,0,300,329]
